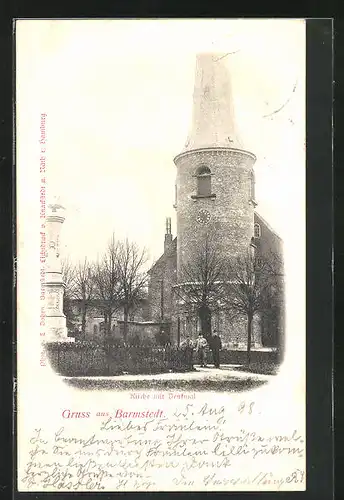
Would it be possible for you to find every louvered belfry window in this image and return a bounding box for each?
[196,166,211,196]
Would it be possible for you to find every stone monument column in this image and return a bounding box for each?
[44,203,74,342]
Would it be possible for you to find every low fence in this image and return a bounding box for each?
[45,342,194,377]
[45,341,278,377]
[206,348,279,365]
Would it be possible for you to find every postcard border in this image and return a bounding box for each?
[5,16,334,500]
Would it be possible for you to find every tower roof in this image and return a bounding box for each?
[181,53,244,154]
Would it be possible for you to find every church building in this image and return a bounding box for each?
[147,53,285,350]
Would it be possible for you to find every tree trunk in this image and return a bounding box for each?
[198,305,212,340]
[107,312,113,338]
[81,305,87,340]
[123,307,129,343]
[247,314,253,365]
[102,312,108,343]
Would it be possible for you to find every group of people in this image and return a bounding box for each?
[180,330,222,368]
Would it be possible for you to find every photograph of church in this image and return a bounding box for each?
[37,19,305,387]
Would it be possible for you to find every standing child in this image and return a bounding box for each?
[196,333,208,367]
[180,335,195,368]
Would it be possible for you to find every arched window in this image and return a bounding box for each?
[196,166,211,196]
[93,324,98,335]
[254,223,261,238]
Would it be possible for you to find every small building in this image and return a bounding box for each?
[66,298,150,342]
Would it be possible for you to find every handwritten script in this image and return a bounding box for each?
[21,403,305,491]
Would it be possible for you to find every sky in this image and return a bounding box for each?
[16,19,305,267]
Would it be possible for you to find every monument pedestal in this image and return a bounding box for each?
[44,206,74,342]
[45,279,73,342]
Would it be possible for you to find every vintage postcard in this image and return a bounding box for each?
[15,19,306,492]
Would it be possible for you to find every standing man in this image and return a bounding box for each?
[210,330,222,368]
[196,333,208,367]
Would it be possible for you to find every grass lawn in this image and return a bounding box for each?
[64,375,267,392]
[232,362,279,375]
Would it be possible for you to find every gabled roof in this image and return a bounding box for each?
[148,237,177,275]
[254,211,283,242]
[147,253,165,275]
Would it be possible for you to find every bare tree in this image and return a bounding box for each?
[117,239,149,342]
[92,235,122,339]
[74,258,95,339]
[173,230,226,340]
[61,257,78,332]
[223,248,283,364]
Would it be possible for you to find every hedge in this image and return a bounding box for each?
[44,341,278,377]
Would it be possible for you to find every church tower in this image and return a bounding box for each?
[174,53,257,280]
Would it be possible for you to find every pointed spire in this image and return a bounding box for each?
[164,217,172,253]
[182,53,243,153]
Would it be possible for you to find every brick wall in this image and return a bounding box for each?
[174,148,256,279]
[148,239,177,321]
[146,149,284,350]
[177,309,261,348]
[117,321,161,343]
[254,212,285,350]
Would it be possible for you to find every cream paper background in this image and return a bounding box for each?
[16,19,306,492]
